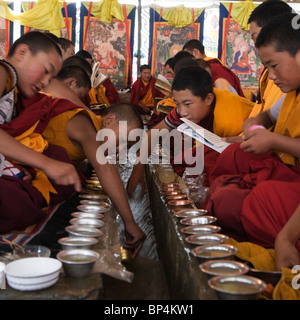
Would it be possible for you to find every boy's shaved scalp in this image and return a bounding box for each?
[7,31,62,58]
[256,12,300,57]
[62,55,92,76]
[172,66,213,100]
[248,0,292,27]
[57,65,91,90]
[102,103,144,129]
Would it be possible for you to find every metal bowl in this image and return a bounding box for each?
[58,237,99,250]
[199,260,250,278]
[248,268,282,286]
[69,218,105,229]
[71,212,105,220]
[191,244,238,263]
[208,275,267,300]
[166,194,188,200]
[79,194,109,201]
[80,199,110,206]
[168,199,192,206]
[77,203,110,213]
[180,225,221,235]
[161,183,180,189]
[57,249,100,278]
[174,209,208,219]
[65,225,103,238]
[185,233,229,246]
[180,216,217,226]
[162,190,183,196]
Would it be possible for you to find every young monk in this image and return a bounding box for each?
[43,55,92,108]
[245,0,292,118]
[0,31,82,232]
[130,64,164,114]
[58,37,75,61]
[183,39,245,97]
[206,13,300,246]
[2,67,146,259]
[76,50,120,106]
[127,66,254,195]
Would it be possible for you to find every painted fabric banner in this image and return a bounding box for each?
[218,3,263,91]
[80,3,135,89]
[20,2,76,43]
[0,2,13,59]
[149,7,204,79]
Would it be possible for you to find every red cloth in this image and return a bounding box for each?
[1,93,85,137]
[241,181,300,250]
[130,76,164,106]
[0,175,46,233]
[102,78,120,105]
[207,58,245,98]
[206,143,300,242]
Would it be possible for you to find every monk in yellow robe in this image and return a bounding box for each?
[130,64,164,114]
[205,13,300,251]
[126,66,254,195]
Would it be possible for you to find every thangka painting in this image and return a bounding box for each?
[80,4,136,89]
[20,2,76,43]
[149,8,204,79]
[218,3,263,91]
[0,3,13,59]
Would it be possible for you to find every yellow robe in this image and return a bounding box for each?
[140,80,155,107]
[273,91,300,166]
[213,88,254,137]
[42,108,101,165]
[249,69,284,118]
[89,86,110,107]
[14,122,56,204]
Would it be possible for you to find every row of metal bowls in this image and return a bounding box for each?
[56,192,111,278]
[170,205,267,299]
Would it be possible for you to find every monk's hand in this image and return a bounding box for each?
[222,136,244,143]
[240,128,273,154]
[241,117,261,133]
[123,221,146,259]
[22,168,33,182]
[275,232,300,270]
[126,163,145,198]
[42,158,82,192]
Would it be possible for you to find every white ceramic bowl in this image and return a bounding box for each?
[5,257,62,291]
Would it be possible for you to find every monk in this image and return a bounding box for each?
[183,39,245,97]
[130,64,164,114]
[0,31,81,233]
[44,55,92,108]
[127,66,254,195]
[245,0,292,118]
[75,50,120,106]
[205,13,300,249]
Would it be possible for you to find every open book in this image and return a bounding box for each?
[91,62,108,88]
[177,118,231,153]
[155,74,172,93]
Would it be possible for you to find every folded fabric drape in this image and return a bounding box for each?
[0,0,65,36]
[82,0,134,23]
[221,0,257,31]
[154,4,204,28]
